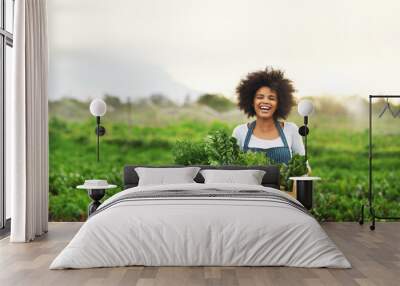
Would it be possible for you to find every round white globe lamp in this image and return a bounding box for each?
[90,98,107,117]
[298,99,314,117]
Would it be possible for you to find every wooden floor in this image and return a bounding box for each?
[0,222,399,286]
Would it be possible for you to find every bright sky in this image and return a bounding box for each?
[48,0,400,101]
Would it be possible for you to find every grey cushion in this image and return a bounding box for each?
[124,165,281,190]
[200,169,266,185]
[135,167,201,186]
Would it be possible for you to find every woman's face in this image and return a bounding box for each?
[253,86,278,119]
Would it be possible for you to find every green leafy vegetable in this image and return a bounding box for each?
[279,154,308,191]
[172,140,208,165]
[236,150,272,166]
[172,129,307,191]
[173,129,273,166]
[204,130,241,165]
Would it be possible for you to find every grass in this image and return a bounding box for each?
[48,95,400,222]
[49,114,400,222]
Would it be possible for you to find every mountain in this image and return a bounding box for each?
[48,49,201,104]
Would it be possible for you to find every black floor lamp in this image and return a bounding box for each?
[89,99,107,162]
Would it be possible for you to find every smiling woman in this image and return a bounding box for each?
[232,67,305,164]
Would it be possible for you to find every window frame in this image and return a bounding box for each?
[0,0,13,234]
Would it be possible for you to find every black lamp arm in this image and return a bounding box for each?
[94,116,106,162]
[298,116,309,162]
[95,116,106,136]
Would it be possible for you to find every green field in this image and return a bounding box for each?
[49,96,400,222]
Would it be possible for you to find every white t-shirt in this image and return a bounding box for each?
[232,121,305,157]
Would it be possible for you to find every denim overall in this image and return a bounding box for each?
[243,120,292,164]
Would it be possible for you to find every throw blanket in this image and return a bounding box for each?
[50,183,351,269]
[91,188,309,218]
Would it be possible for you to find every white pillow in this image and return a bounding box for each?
[135,167,201,186]
[200,169,266,185]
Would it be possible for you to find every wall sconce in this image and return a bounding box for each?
[297,99,314,162]
[89,99,107,162]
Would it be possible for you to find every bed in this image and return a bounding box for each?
[50,165,351,269]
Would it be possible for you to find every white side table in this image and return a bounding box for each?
[77,183,117,216]
[289,176,321,210]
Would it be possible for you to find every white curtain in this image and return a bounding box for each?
[8,0,49,242]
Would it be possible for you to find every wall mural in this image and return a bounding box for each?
[48,0,400,222]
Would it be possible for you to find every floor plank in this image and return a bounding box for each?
[0,222,399,286]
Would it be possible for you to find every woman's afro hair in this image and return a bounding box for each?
[236,67,296,119]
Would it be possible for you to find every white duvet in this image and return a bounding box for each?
[50,183,351,269]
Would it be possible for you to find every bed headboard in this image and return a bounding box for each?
[123,165,281,190]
